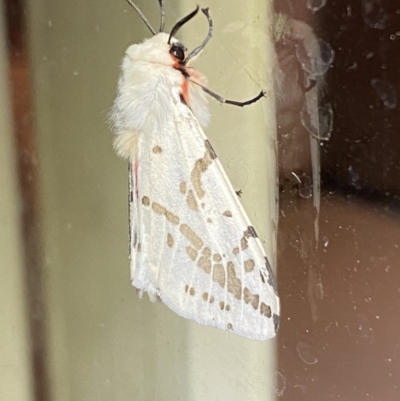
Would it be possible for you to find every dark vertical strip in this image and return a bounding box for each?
[5,1,52,400]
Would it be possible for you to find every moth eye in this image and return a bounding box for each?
[170,45,185,62]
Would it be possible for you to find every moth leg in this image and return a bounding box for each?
[191,80,266,107]
[158,0,165,32]
[125,0,156,35]
[185,8,213,63]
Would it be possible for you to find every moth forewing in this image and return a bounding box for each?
[112,2,279,340]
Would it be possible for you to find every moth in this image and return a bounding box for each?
[112,0,280,340]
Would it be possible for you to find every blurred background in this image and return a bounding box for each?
[1,0,399,400]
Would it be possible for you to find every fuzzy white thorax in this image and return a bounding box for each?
[112,32,209,160]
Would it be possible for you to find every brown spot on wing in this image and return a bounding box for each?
[186,246,198,261]
[152,145,162,153]
[243,287,260,310]
[142,196,150,206]
[223,210,232,217]
[244,259,255,272]
[184,286,196,297]
[167,233,174,248]
[191,149,214,199]
[212,264,226,287]
[186,190,198,211]
[260,302,272,318]
[180,224,203,250]
[197,249,211,274]
[213,254,222,262]
[152,202,180,225]
[202,247,211,257]
[180,181,187,194]
[227,262,242,300]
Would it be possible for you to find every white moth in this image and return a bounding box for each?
[112,0,280,340]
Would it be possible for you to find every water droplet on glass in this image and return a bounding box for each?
[362,0,388,29]
[371,78,397,109]
[290,172,312,198]
[348,165,361,190]
[272,371,286,396]
[289,233,300,250]
[348,315,375,343]
[347,5,353,17]
[296,342,318,365]
[299,175,313,199]
[296,38,335,76]
[306,0,327,12]
[294,384,307,393]
[301,102,334,140]
[347,62,358,71]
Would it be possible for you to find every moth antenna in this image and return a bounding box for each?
[184,8,213,65]
[158,0,165,32]
[168,6,200,44]
[125,0,156,35]
[190,79,266,107]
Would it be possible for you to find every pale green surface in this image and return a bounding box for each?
[0,4,34,400]
[27,0,278,400]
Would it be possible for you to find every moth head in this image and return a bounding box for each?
[125,4,210,67]
[125,33,184,66]
[169,41,187,65]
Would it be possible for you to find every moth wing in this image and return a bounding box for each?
[132,101,279,340]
